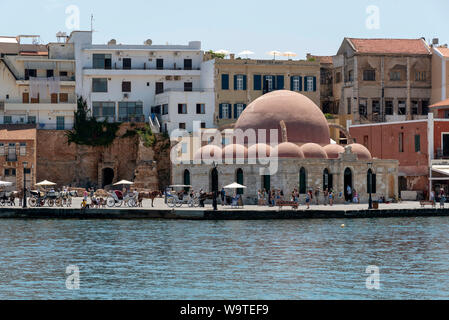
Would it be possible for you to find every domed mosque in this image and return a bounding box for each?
[173,90,398,204]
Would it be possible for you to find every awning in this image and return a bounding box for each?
[432,165,449,176]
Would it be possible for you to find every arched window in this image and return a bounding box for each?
[262,175,271,191]
[323,168,333,191]
[210,168,219,193]
[344,168,353,201]
[299,167,307,194]
[183,169,191,192]
[236,168,244,195]
[367,169,377,194]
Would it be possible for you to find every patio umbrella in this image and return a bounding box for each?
[239,50,254,59]
[267,50,282,60]
[283,51,297,59]
[224,183,247,189]
[36,180,57,186]
[113,180,134,186]
[0,181,13,187]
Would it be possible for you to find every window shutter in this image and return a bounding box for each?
[290,76,294,91]
[304,77,308,91]
[254,75,261,90]
[222,74,229,90]
[243,75,247,90]
[299,76,302,91]
[228,105,232,119]
[276,75,284,90]
[313,76,317,92]
[234,75,237,90]
[234,104,238,119]
[219,104,223,119]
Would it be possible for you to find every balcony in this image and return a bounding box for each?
[83,66,201,77]
[155,88,213,95]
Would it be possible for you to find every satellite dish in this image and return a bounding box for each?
[144,39,153,46]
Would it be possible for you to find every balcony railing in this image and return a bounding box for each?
[87,65,200,71]
[5,93,77,104]
[156,88,213,95]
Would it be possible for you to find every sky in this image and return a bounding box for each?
[0,0,448,59]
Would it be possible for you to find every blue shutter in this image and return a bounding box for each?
[290,76,294,91]
[243,75,247,90]
[313,76,317,92]
[228,104,232,119]
[219,104,223,119]
[254,75,261,90]
[222,74,229,90]
[276,75,284,90]
[234,104,238,119]
[299,76,302,91]
[234,75,237,90]
[263,76,268,92]
[304,77,308,91]
[243,104,247,111]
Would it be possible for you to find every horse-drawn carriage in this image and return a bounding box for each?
[106,190,138,208]
[166,185,200,208]
[0,191,16,206]
[28,190,72,207]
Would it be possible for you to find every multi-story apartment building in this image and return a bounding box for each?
[333,38,432,124]
[0,35,77,129]
[67,31,214,134]
[209,55,320,129]
[431,45,449,104]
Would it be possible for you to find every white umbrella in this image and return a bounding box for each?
[113,180,134,186]
[0,181,13,187]
[267,50,282,60]
[239,50,254,59]
[224,182,247,189]
[36,180,57,186]
[283,51,297,59]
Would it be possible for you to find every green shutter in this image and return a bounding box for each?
[222,74,229,90]
[254,75,261,90]
[415,135,421,152]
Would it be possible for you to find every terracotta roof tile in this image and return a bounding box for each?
[348,38,430,55]
[430,98,449,109]
[0,125,37,140]
[309,55,333,64]
[437,47,449,57]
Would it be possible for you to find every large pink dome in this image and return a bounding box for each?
[222,144,248,159]
[323,144,345,159]
[273,142,304,158]
[301,143,328,159]
[194,145,222,160]
[234,90,330,145]
[248,143,273,158]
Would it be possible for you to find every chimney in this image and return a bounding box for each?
[230,53,235,60]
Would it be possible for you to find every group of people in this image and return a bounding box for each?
[429,189,447,208]
[257,188,337,209]
[345,185,360,204]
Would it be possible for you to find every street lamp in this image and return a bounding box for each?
[368,162,373,210]
[23,162,28,208]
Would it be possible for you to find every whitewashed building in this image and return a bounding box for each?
[68,31,215,133]
[0,35,77,129]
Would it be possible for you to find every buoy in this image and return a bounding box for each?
[341,224,345,228]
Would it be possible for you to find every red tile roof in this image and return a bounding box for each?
[309,55,333,64]
[430,98,449,109]
[437,47,449,57]
[0,125,37,141]
[348,38,430,55]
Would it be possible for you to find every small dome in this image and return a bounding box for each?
[323,144,345,159]
[301,143,328,159]
[222,144,248,159]
[273,142,304,158]
[248,143,273,158]
[194,145,222,160]
[348,144,372,160]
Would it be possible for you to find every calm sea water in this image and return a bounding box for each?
[0,217,448,300]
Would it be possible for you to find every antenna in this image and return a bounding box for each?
[90,14,94,32]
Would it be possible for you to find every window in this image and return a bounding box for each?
[56,116,65,130]
[347,70,353,82]
[93,54,112,69]
[162,104,168,115]
[47,69,54,77]
[385,100,394,115]
[27,116,36,124]
[178,104,187,114]
[221,74,229,90]
[398,101,406,115]
[184,59,192,70]
[4,116,12,124]
[4,169,16,177]
[179,123,186,130]
[7,143,16,161]
[219,103,231,119]
[24,69,36,80]
[22,92,29,103]
[235,103,245,118]
[123,58,131,70]
[93,102,115,120]
[399,132,404,153]
[201,122,206,129]
[359,99,367,117]
[347,98,351,115]
[19,143,26,156]
[291,76,301,91]
[236,75,244,90]
[156,59,164,70]
[305,76,315,92]
[59,71,68,77]
[92,78,108,92]
[155,82,164,94]
[122,81,131,92]
[412,101,419,115]
[335,72,341,83]
[323,169,333,191]
[299,167,307,194]
[390,71,401,81]
[372,100,380,115]
[184,82,193,92]
[236,168,244,195]
[254,75,262,90]
[415,135,421,152]
[363,70,376,81]
[196,104,205,114]
[422,100,429,115]
[0,143,3,156]
[51,93,58,104]
[118,102,144,122]
[59,93,68,103]
[264,76,274,92]
[415,71,426,81]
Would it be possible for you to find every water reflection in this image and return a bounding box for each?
[0,218,449,299]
